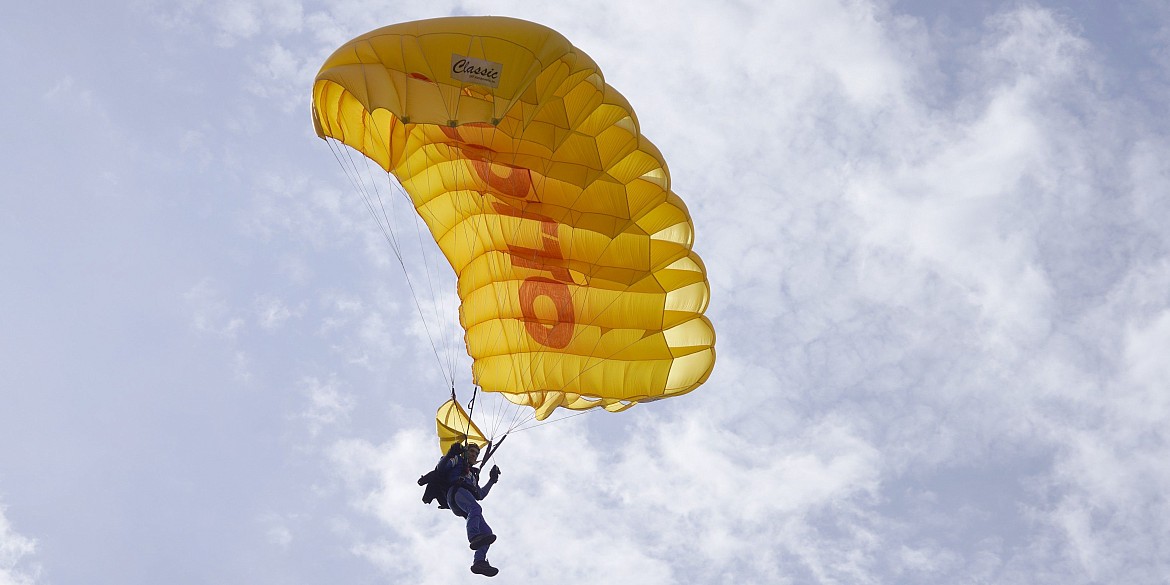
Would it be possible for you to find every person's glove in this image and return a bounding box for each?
[489,465,501,481]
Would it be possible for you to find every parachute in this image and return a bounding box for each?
[311,16,715,428]
[436,398,487,455]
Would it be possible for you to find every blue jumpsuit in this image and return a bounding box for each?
[444,455,497,563]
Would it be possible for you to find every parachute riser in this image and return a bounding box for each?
[480,434,507,468]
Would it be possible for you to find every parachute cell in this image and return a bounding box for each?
[312,16,715,420]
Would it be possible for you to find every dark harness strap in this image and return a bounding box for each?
[480,434,507,467]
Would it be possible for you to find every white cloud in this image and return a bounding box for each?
[300,375,356,437]
[256,295,304,329]
[233,349,254,383]
[245,41,320,112]
[179,129,215,170]
[184,278,246,338]
[276,254,315,285]
[284,3,1170,582]
[214,1,262,44]
[311,288,415,373]
[0,506,39,585]
[10,1,1167,583]
[206,0,305,45]
[42,76,94,109]
[1013,287,1170,583]
[324,408,885,583]
[265,519,295,549]
[1128,138,1170,241]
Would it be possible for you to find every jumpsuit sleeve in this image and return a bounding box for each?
[477,477,496,500]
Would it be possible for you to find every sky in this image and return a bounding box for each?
[2,0,1170,583]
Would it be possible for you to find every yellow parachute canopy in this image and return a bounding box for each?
[436,399,489,455]
[313,16,715,420]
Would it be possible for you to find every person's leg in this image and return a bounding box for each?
[453,488,492,541]
[474,541,490,563]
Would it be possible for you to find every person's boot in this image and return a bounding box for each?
[469,533,497,550]
[470,559,499,577]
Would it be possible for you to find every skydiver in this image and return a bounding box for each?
[442,442,502,577]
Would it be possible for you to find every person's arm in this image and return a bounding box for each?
[478,465,500,499]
